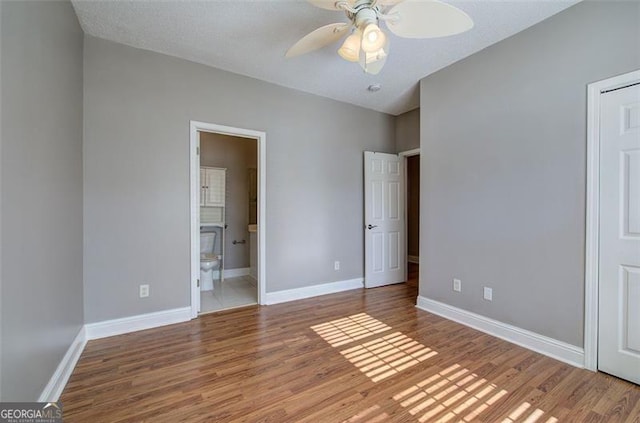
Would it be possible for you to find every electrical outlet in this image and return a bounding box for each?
[483,287,493,301]
[139,284,150,298]
[334,261,340,271]
[453,278,462,292]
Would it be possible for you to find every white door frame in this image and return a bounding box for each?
[399,148,420,283]
[190,120,267,318]
[584,69,640,371]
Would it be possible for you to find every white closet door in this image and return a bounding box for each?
[598,83,640,384]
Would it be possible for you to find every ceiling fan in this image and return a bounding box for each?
[286,0,473,75]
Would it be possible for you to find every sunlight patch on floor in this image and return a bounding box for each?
[340,332,437,382]
[393,363,558,423]
[393,363,507,422]
[501,402,558,423]
[310,313,392,347]
[311,313,559,422]
[341,405,390,423]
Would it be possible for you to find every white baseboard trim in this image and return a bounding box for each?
[223,267,250,278]
[408,255,420,264]
[39,307,192,400]
[39,326,87,402]
[85,307,192,340]
[265,278,364,305]
[416,296,585,368]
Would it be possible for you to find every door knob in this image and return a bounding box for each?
[367,224,378,230]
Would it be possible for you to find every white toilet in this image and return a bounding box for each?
[200,231,220,290]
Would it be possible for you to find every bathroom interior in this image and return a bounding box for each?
[199,131,258,313]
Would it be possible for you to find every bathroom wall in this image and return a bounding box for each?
[200,132,257,270]
[82,36,395,323]
[1,0,84,400]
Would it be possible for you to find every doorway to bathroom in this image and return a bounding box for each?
[189,121,266,317]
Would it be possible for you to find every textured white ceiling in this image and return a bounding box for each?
[71,0,579,115]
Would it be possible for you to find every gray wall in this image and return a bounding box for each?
[83,36,395,323]
[395,108,420,152]
[396,108,421,259]
[419,1,640,347]
[1,0,84,400]
[200,132,257,269]
[0,0,4,401]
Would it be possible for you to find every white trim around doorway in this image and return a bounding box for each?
[584,69,640,371]
[190,121,267,318]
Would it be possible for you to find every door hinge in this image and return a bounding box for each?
[196,146,200,155]
[197,279,200,288]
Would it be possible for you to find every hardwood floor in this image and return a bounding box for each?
[62,265,640,422]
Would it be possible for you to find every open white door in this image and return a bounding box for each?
[598,83,640,384]
[364,151,406,288]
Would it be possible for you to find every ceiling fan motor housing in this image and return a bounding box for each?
[348,0,380,29]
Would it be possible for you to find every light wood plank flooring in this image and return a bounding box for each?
[61,266,640,422]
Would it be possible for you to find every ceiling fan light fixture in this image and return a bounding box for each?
[361,23,386,53]
[365,48,387,64]
[338,31,361,62]
[359,37,389,75]
[289,0,475,75]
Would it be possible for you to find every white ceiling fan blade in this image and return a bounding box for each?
[376,0,405,7]
[307,0,355,11]
[286,23,350,58]
[386,0,473,39]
